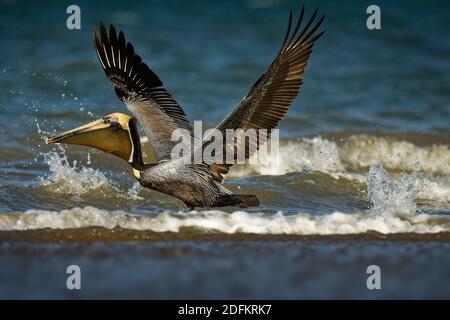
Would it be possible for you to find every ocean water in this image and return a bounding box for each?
[0,0,449,299]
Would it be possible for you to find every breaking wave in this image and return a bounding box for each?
[1,207,448,235]
[229,135,450,203]
[230,135,450,176]
[340,135,450,175]
[2,165,448,235]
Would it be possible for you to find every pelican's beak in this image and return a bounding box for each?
[46,117,133,161]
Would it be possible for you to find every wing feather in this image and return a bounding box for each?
[93,23,193,161]
[206,7,325,182]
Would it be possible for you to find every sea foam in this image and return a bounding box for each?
[230,134,450,177]
[229,135,450,203]
[3,166,448,234]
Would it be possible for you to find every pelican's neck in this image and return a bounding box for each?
[128,118,146,171]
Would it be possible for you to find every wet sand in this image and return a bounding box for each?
[1,227,450,243]
[1,237,449,299]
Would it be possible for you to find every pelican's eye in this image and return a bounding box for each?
[103,116,120,129]
[110,121,121,130]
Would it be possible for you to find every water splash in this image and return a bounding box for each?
[40,151,110,195]
[127,182,144,200]
[367,166,422,217]
[39,151,143,200]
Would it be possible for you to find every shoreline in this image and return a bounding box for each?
[1,227,449,243]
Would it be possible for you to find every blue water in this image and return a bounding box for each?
[1,0,449,138]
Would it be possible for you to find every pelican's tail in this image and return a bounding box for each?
[236,194,260,208]
[214,193,260,208]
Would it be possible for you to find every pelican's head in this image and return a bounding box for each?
[46,112,139,163]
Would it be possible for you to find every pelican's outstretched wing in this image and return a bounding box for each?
[92,23,193,161]
[207,7,325,182]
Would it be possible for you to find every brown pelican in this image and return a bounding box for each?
[46,7,325,209]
